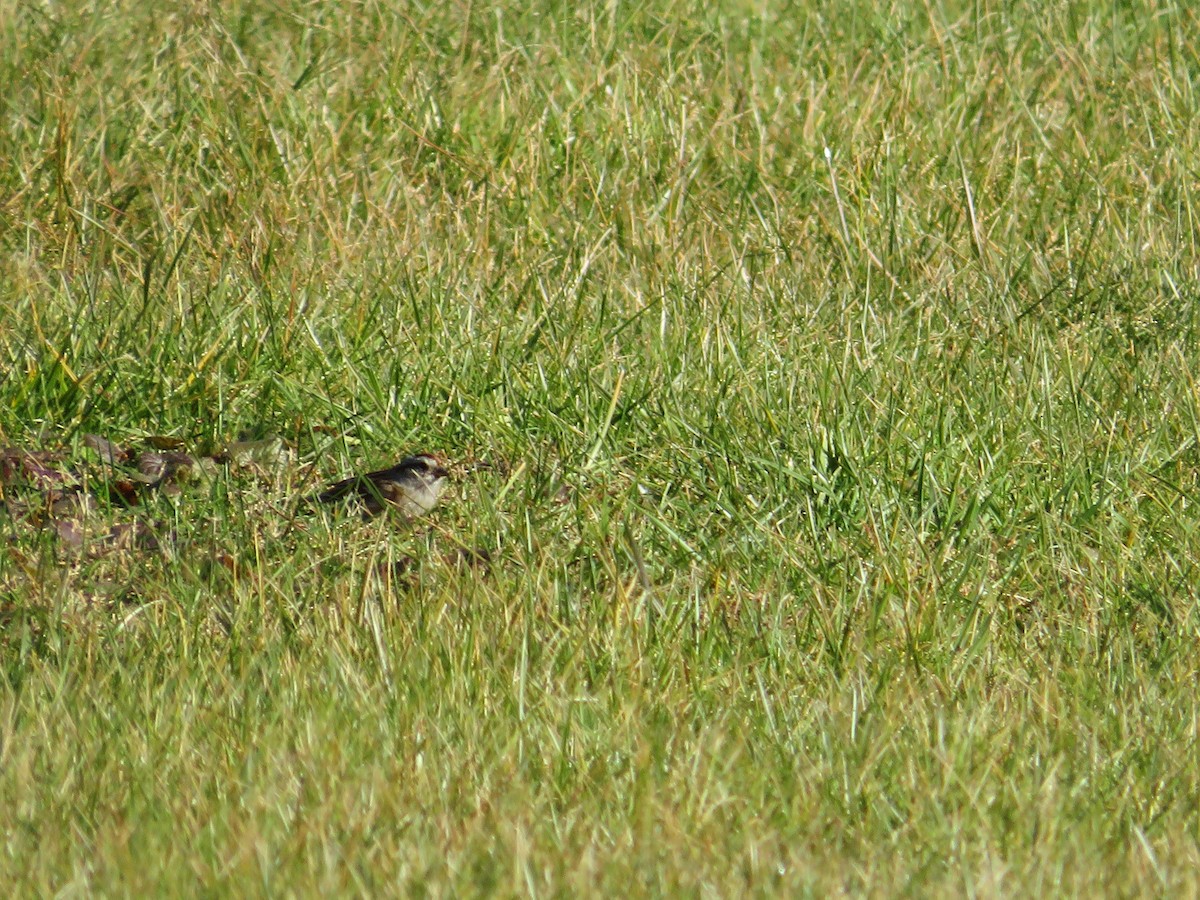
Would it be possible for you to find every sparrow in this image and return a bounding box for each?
[315,453,450,518]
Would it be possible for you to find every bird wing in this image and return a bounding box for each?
[315,474,361,504]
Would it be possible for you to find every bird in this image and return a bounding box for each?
[314,453,450,518]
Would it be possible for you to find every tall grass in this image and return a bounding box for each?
[2,0,1199,893]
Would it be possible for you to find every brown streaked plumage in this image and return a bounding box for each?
[315,453,450,518]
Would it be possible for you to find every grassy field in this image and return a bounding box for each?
[2,0,1199,893]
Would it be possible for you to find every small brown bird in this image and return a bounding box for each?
[315,453,450,518]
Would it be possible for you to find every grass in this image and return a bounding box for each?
[2,0,1199,893]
